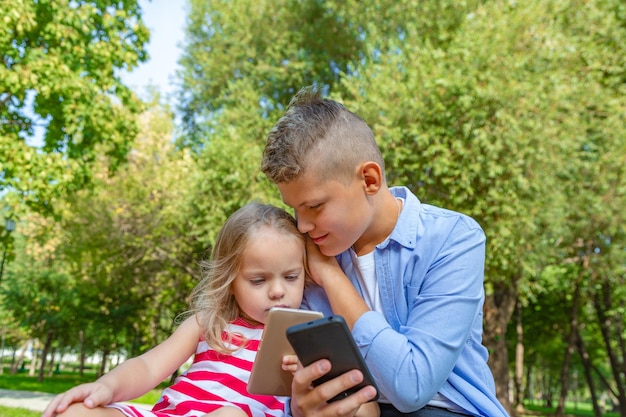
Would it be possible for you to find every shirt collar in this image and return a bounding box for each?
[379,186,418,250]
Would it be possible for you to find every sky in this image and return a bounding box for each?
[119,0,187,103]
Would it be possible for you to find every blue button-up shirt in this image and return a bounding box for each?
[302,186,509,417]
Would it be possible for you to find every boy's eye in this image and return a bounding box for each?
[309,203,322,210]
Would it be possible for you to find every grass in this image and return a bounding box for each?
[0,368,163,404]
[0,371,94,393]
[523,402,619,417]
[0,405,40,417]
[0,368,621,417]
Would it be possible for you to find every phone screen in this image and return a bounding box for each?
[247,307,323,396]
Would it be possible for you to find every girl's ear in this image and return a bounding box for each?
[359,161,383,195]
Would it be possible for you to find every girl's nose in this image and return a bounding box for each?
[268,282,285,300]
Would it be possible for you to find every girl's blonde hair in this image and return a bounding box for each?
[190,202,305,354]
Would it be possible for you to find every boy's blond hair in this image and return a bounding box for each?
[262,86,385,184]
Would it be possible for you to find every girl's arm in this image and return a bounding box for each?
[98,314,202,401]
[42,315,201,416]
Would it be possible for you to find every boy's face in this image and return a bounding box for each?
[277,171,373,257]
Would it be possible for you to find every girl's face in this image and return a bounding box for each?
[231,225,306,325]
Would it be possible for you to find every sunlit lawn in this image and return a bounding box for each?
[0,405,40,417]
[0,368,621,417]
[524,402,619,417]
[0,368,163,404]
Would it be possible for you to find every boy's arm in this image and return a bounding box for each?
[351,223,487,412]
[306,220,489,413]
[287,239,378,417]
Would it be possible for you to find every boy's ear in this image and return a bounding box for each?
[359,161,383,194]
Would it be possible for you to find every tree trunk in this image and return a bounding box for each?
[593,280,626,417]
[28,339,38,376]
[523,364,532,406]
[47,346,57,377]
[10,340,28,374]
[574,326,602,417]
[514,300,525,414]
[0,325,5,375]
[483,281,517,416]
[79,330,86,376]
[99,349,109,377]
[556,279,581,417]
[542,367,553,408]
[38,330,54,382]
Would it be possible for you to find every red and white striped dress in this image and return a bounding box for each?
[107,318,286,417]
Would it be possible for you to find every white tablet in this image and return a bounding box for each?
[247,307,323,396]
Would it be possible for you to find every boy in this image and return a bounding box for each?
[262,86,509,417]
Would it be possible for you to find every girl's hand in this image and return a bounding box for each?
[281,354,299,374]
[41,382,114,417]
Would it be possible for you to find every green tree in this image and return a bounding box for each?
[0,0,149,215]
[170,0,626,412]
[56,101,198,360]
[332,2,626,412]
[1,102,200,379]
[184,80,286,257]
[0,212,78,381]
[177,0,363,148]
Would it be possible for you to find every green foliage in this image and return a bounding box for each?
[53,103,199,354]
[177,0,363,147]
[173,0,626,407]
[1,102,199,366]
[0,0,149,215]
[184,80,287,254]
[1,0,625,410]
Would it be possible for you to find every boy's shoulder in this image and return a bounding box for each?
[392,187,484,246]
[419,203,483,231]
[393,186,480,227]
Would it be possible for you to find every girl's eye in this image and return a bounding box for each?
[309,203,322,210]
[285,274,300,281]
[250,278,265,285]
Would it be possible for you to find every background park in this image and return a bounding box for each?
[1,0,625,416]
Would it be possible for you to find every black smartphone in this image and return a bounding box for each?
[286,315,380,403]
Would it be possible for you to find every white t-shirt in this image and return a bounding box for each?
[350,250,381,311]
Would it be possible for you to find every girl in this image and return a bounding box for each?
[42,202,308,417]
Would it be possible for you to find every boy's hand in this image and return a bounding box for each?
[41,382,114,417]
[290,358,378,417]
[282,354,299,374]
